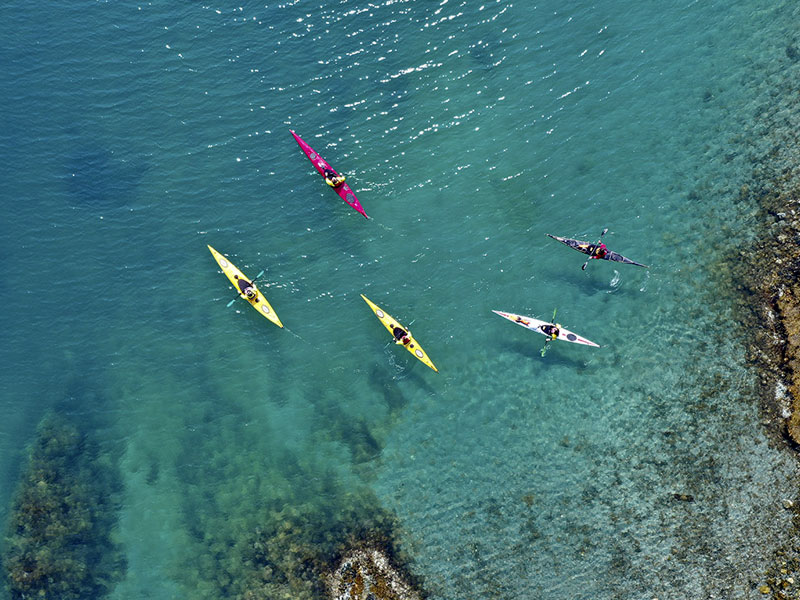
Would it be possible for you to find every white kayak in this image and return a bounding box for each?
[492,310,600,347]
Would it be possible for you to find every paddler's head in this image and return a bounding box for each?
[244,286,256,299]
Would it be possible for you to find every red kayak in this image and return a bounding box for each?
[290,130,368,219]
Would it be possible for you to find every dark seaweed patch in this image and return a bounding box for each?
[1,414,124,600]
[175,473,425,600]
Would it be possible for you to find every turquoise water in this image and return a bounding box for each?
[2,1,800,598]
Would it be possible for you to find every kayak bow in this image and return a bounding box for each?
[207,245,284,328]
[492,310,599,347]
[290,130,369,219]
[361,294,438,372]
[546,234,648,268]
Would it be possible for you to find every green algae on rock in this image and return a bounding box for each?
[1,414,124,600]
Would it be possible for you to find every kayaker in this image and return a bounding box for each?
[540,323,560,340]
[323,168,346,188]
[588,242,608,259]
[392,326,411,346]
[539,322,560,357]
[235,276,257,300]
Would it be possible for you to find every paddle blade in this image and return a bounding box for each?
[250,269,266,286]
[226,297,238,308]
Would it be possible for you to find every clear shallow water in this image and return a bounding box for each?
[1,1,799,598]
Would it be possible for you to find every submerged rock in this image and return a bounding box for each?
[327,547,423,600]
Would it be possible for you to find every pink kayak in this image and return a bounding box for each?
[290,130,368,219]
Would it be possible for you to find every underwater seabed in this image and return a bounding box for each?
[90,317,430,600]
[368,228,800,600]
[1,413,125,600]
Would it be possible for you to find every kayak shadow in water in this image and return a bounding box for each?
[368,365,410,414]
[502,340,589,370]
[376,351,437,395]
[551,268,643,299]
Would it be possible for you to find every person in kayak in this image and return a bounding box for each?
[323,168,346,188]
[540,323,560,340]
[392,325,411,346]
[539,322,561,357]
[587,242,608,259]
[235,275,257,300]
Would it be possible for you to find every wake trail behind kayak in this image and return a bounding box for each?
[285,327,324,354]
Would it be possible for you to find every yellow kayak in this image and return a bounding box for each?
[360,294,438,372]
[207,245,284,328]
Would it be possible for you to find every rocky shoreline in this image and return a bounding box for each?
[728,48,800,598]
[734,119,800,448]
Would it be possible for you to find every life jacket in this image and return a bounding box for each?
[541,325,558,338]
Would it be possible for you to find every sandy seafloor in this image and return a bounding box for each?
[2,1,800,599]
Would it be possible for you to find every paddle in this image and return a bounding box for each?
[540,308,557,357]
[226,270,265,307]
[581,228,609,271]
